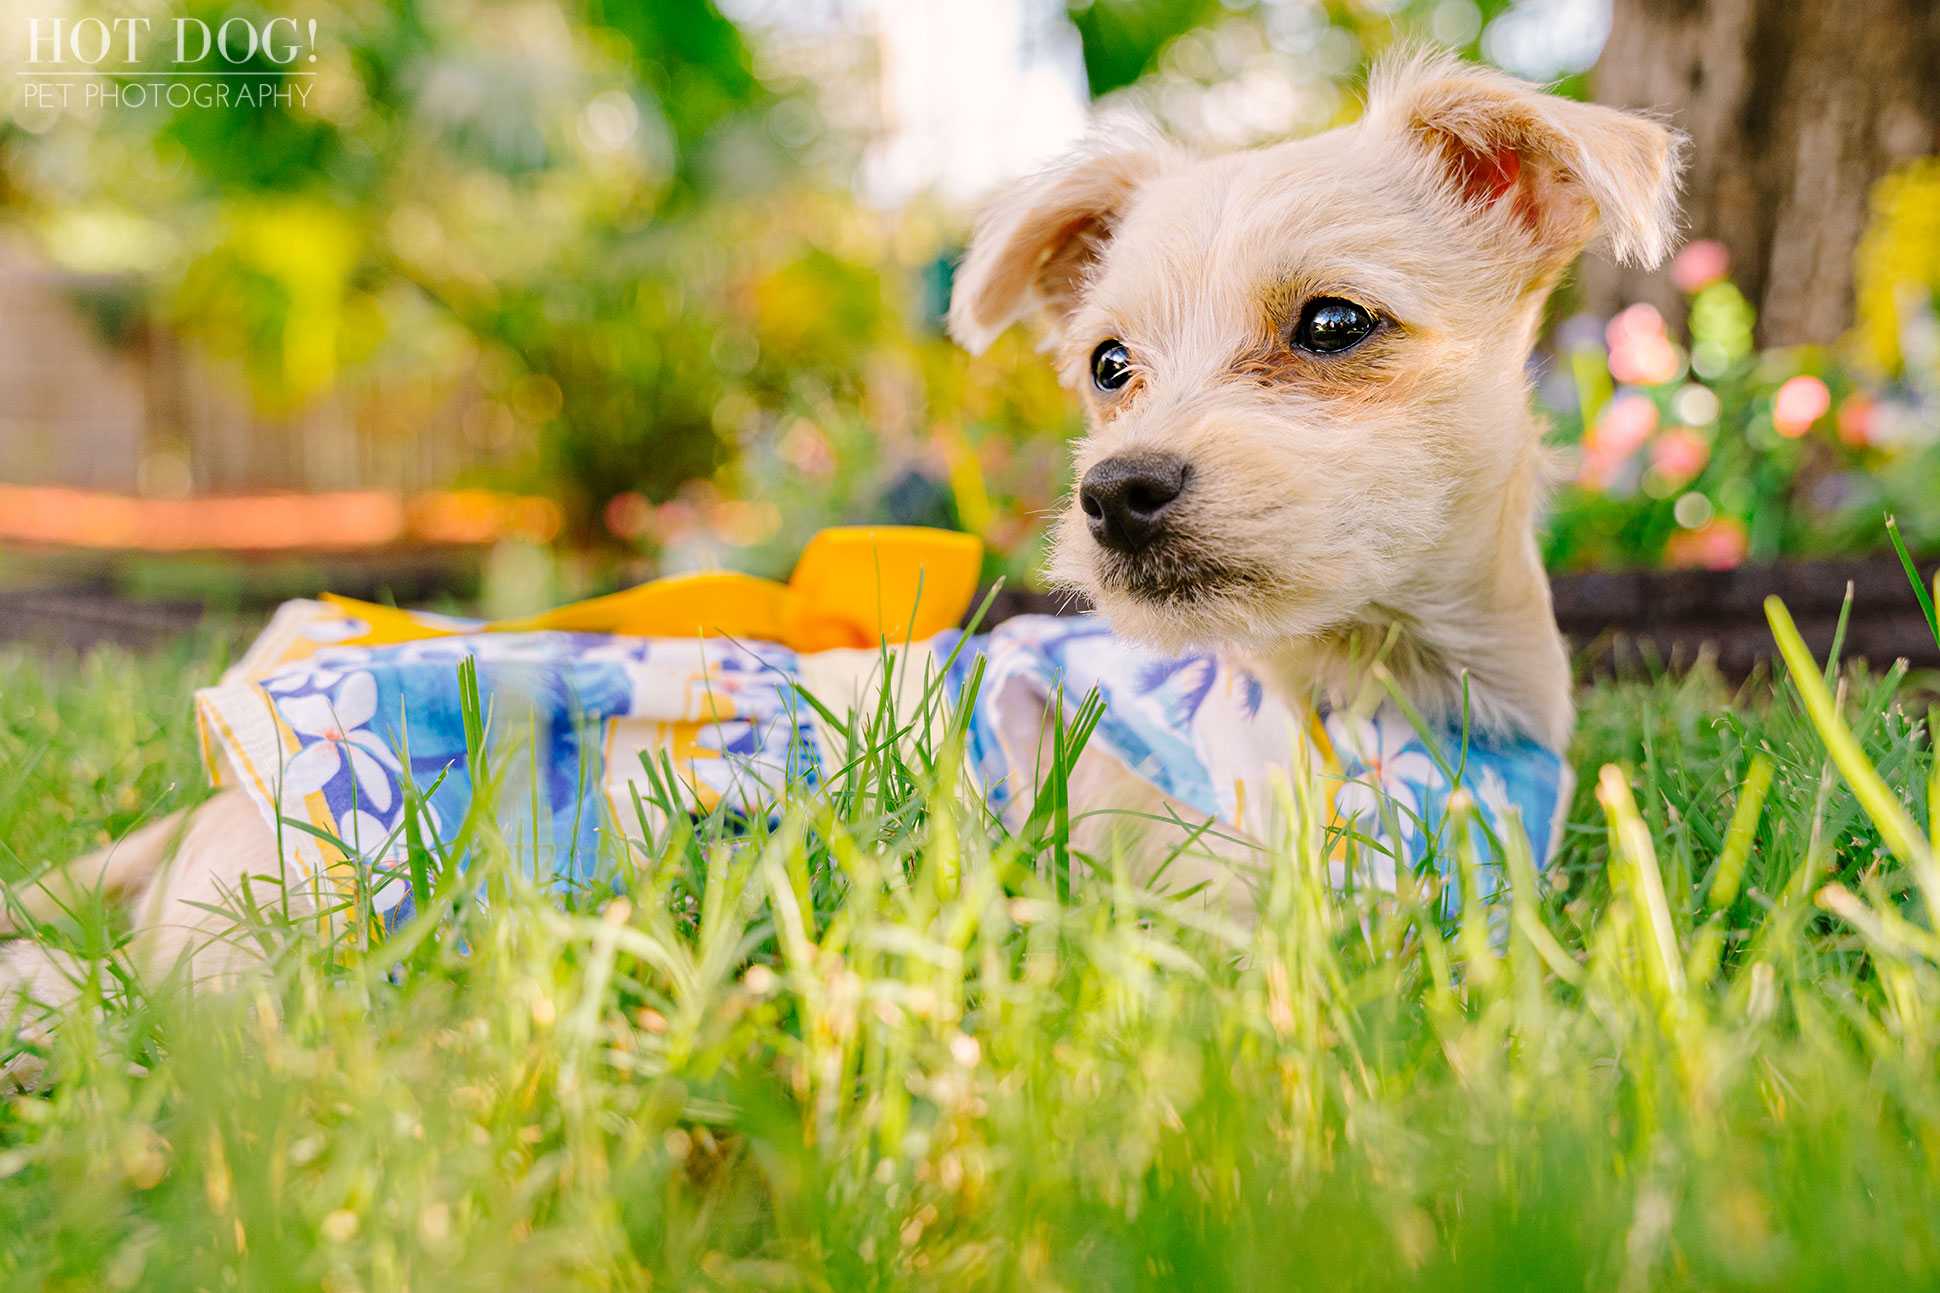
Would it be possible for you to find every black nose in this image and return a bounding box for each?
[1079,454,1188,554]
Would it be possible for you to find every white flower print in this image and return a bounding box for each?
[370,876,411,914]
[340,807,398,860]
[1328,710,1440,843]
[263,665,341,695]
[277,671,398,815]
[1473,765,1516,829]
[345,799,445,872]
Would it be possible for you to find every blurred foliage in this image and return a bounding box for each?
[2,0,1095,579]
[12,0,778,509]
[1853,158,1940,381]
[1064,0,1563,156]
[1069,0,1230,96]
[3,1,1063,563]
[2,0,1584,576]
[8,0,1932,585]
[1542,238,1940,571]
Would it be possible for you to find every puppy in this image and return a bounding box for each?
[2,55,1682,1021]
[952,51,1682,750]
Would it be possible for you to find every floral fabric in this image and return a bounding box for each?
[195,602,1569,933]
[936,616,1570,902]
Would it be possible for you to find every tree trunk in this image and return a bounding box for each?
[1583,0,1940,346]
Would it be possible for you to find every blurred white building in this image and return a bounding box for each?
[861,0,1089,207]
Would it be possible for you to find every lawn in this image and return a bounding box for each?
[4,599,1940,1290]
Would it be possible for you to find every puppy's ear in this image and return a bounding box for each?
[1368,53,1685,278]
[948,123,1176,354]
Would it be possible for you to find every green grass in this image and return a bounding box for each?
[5,614,1940,1290]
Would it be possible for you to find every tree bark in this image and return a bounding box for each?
[1584,0,1940,346]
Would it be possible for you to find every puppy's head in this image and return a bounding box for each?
[950,55,1683,652]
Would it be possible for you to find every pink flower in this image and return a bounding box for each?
[1594,393,1659,455]
[604,491,653,540]
[1606,304,1680,385]
[1665,517,1749,570]
[1671,239,1731,293]
[1607,303,1665,344]
[1650,427,1710,485]
[1579,392,1659,489]
[1836,394,1876,447]
[1772,375,1831,438]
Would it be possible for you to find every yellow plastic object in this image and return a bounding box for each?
[491,571,791,640]
[329,526,984,651]
[781,526,984,651]
[319,595,459,646]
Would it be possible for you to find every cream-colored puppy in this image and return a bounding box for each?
[952,51,1682,750]
[2,55,1681,1026]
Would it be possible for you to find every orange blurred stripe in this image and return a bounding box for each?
[0,484,558,551]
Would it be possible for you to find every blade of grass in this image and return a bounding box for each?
[1765,595,1940,924]
[1824,582,1854,688]
[1597,764,1687,1000]
[1886,514,1938,651]
[1707,753,1774,913]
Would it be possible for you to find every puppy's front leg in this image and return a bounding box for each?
[127,788,310,993]
[2,788,305,1010]
[1061,744,1260,919]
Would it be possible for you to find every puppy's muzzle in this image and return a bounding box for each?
[1080,453,1188,554]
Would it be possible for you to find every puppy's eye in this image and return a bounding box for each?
[1090,339,1133,392]
[1294,298,1377,354]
